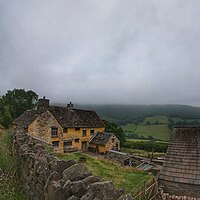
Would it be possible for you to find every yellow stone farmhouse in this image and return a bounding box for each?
[13,97,120,153]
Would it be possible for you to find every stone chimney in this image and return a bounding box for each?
[67,102,74,109]
[37,96,50,112]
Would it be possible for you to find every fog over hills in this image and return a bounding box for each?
[53,103,200,125]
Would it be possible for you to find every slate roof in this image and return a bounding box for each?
[12,110,38,127]
[49,106,105,128]
[89,132,114,146]
[13,106,105,128]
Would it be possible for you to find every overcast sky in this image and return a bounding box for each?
[0,1,200,105]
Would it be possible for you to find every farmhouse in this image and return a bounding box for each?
[13,97,120,153]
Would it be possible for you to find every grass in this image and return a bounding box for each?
[121,116,171,141]
[143,116,168,124]
[135,124,171,141]
[121,147,166,158]
[0,128,27,200]
[126,138,150,142]
[58,152,152,193]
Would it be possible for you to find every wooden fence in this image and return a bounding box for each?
[131,178,158,200]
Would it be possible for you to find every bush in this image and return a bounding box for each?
[123,141,168,153]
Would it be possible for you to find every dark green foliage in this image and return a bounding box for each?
[0,89,38,128]
[104,120,126,146]
[168,118,200,130]
[123,140,168,153]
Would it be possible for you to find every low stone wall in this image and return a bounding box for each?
[13,126,132,200]
[105,150,137,166]
[158,192,200,200]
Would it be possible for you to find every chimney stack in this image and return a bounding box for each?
[37,96,50,112]
[67,102,74,109]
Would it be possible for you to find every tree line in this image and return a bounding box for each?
[0,89,38,128]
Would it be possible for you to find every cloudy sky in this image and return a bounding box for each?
[0,1,200,105]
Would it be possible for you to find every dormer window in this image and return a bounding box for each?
[51,127,58,137]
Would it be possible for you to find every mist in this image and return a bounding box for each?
[0,1,200,105]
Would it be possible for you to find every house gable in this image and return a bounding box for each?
[28,110,63,144]
[89,132,120,153]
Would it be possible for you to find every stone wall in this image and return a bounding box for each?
[13,126,132,200]
[158,192,200,200]
[105,150,138,166]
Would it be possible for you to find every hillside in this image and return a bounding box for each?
[121,116,171,141]
[76,104,200,141]
[76,104,200,125]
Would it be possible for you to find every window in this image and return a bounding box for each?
[51,127,58,137]
[75,127,80,131]
[63,127,68,133]
[75,138,80,143]
[112,138,115,143]
[52,141,59,147]
[90,130,95,135]
[64,141,72,146]
[82,130,87,136]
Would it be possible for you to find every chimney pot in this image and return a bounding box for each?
[67,102,74,109]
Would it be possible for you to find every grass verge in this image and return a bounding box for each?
[0,129,27,200]
[58,152,152,193]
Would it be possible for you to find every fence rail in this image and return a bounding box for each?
[131,178,158,200]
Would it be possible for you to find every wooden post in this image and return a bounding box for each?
[144,181,147,200]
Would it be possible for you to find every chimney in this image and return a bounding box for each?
[37,96,50,112]
[67,102,74,109]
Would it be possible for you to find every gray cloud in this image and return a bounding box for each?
[0,0,200,105]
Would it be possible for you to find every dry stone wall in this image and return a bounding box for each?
[158,192,200,200]
[13,126,131,200]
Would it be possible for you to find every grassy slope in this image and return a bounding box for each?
[135,124,170,141]
[58,152,152,193]
[0,129,26,200]
[143,116,168,124]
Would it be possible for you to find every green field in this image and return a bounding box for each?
[121,147,166,158]
[136,124,170,141]
[143,116,168,124]
[58,152,152,193]
[121,116,171,141]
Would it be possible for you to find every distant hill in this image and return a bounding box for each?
[76,104,200,125]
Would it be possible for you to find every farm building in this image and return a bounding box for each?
[89,132,120,153]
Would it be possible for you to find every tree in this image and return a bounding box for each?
[0,89,38,127]
[103,120,126,146]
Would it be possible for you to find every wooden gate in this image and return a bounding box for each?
[131,178,158,200]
